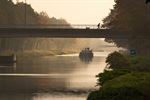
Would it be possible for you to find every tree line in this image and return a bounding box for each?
[0,0,87,55]
[0,0,69,25]
[102,0,150,55]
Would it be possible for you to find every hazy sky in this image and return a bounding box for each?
[13,0,114,24]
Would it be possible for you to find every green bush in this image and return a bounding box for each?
[88,52,150,100]
[88,87,144,100]
[87,91,101,100]
[88,73,150,100]
[96,70,131,86]
[106,51,150,71]
[106,51,130,70]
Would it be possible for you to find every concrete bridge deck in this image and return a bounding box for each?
[0,24,147,38]
[0,28,128,38]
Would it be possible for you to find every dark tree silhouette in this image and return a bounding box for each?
[146,0,150,4]
[103,0,150,55]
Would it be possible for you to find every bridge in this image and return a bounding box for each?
[0,24,146,38]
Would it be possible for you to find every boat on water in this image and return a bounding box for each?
[79,48,93,58]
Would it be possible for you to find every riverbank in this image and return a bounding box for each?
[87,52,150,100]
[0,50,78,56]
[0,50,78,60]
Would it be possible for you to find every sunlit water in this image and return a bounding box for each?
[0,52,108,100]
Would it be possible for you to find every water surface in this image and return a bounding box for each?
[0,52,107,100]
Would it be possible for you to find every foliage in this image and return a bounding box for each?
[106,51,130,69]
[130,56,150,71]
[87,91,101,100]
[105,51,150,71]
[88,72,150,100]
[88,87,144,100]
[102,0,150,55]
[0,0,69,25]
[88,51,150,100]
[0,0,85,55]
[96,69,130,86]
[103,73,150,93]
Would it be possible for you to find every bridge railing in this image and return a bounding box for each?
[0,24,103,29]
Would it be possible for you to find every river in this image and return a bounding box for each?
[0,52,108,100]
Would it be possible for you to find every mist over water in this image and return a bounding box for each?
[0,37,118,100]
[0,38,117,54]
[0,52,108,100]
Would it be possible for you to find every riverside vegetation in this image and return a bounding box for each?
[87,52,150,100]
[0,0,91,57]
[87,0,150,99]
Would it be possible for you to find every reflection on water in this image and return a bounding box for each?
[0,93,33,100]
[0,52,107,100]
[33,93,86,100]
[79,55,93,63]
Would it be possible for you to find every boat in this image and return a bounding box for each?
[79,48,93,58]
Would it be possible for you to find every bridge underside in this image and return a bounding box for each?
[0,28,145,38]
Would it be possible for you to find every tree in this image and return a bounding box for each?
[106,51,130,70]
[103,0,150,55]
[0,1,78,54]
[146,0,150,4]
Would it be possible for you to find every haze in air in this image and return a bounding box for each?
[13,0,115,24]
